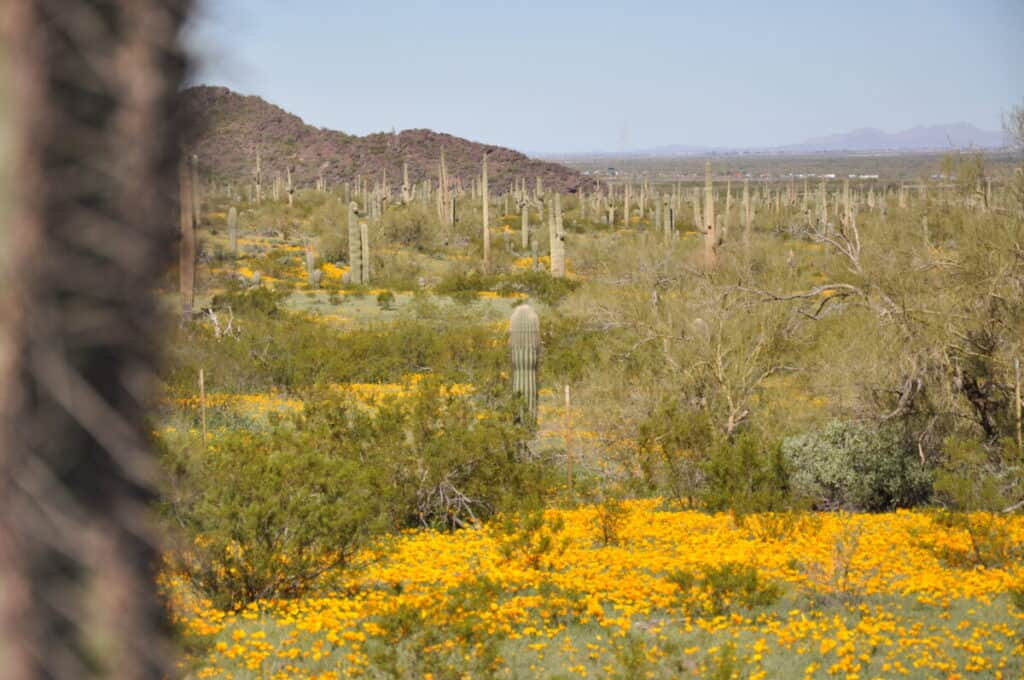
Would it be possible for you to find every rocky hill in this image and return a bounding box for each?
[181,86,590,194]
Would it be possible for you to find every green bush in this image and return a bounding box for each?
[376,289,396,310]
[162,380,551,607]
[637,405,715,507]
[161,420,384,608]
[668,562,783,617]
[701,434,795,514]
[210,283,287,317]
[781,420,932,511]
[934,436,1021,511]
[497,270,580,306]
[165,294,508,395]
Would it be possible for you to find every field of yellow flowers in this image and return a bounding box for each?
[169,502,1024,679]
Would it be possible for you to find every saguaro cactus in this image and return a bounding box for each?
[703,161,718,270]
[348,201,368,285]
[179,156,196,315]
[510,304,541,423]
[742,178,752,251]
[304,237,318,287]
[190,154,201,228]
[482,151,490,267]
[401,161,413,204]
[227,206,238,256]
[521,200,530,250]
[550,194,566,278]
[360,223,370,283]
[254,148,263,204]
[624,182,631,227]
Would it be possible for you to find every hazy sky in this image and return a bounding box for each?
[189,0,1023,153]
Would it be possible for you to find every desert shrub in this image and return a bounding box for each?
[376,289,396,310]
[493,510,569,570]
[496,270,581,306]
[541,313,606,383]
[209,283,287,317]
[161,421,384,609]
[379,203,440,249]
[637,405,715,507]
[934,436,1021,511]
[371,250,423,290]
[705,642,749,680]
[165,297,507,395]
[701,434,795,514]
[162,380,549,607]
[434,267,498,297]
[781,420,932,511]
[668,563,783,617]
[592,497,630,547]
[434,267,580,307]
[929,437,1023,567]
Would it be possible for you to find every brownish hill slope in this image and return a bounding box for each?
[182,86,590,194]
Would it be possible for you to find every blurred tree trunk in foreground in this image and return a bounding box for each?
[0,1,191,678]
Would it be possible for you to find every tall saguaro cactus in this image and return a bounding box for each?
[179,156,196,315]
[742,178,752,252]
[521,200,530,250]
[348,201,369,285]
[550,193,566,278]
[703,161,718,269]
[254,148,263,204]
[510,304,541,424]
[482,151,490,268]
[227,206,238,256]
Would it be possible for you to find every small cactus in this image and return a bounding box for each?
[510,303,541,424]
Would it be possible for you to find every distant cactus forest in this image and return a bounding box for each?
[160,89,1024,678]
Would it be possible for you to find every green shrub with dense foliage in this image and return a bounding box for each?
[162,380,552,607]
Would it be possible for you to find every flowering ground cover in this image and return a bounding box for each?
[169,502,1024,679]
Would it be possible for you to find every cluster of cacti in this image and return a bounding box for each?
[510,303,541,424]
[348,201,370,284]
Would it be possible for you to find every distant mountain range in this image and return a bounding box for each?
[537,123,1006,158]
[780,123,1004,153]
